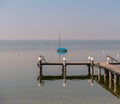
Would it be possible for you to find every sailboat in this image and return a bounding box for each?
[57,33,67,55]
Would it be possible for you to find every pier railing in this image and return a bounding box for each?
[106,55,120,65]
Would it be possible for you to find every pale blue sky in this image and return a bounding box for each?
[0,0,120,40]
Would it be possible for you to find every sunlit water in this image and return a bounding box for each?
[0,40,120,104]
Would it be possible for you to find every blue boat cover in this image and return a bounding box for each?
[57,48,67,54]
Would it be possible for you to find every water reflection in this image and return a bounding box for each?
[96,75,120,98]
[37,73,120,98]
[37,74,94,87]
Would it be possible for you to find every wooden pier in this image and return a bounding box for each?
[37,55,120,88]
[95,62,120,74]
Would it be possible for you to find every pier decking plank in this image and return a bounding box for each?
[97,62,120,74]
[38,62,120,75]
[41,62,90,66]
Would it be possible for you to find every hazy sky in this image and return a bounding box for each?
[0,0,120,40]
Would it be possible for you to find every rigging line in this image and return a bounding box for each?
[59,32,60,48]
[58,32,61,63]
[58,32,61,71]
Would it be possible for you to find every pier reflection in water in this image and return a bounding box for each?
[37,68,120,98]
[96,75,120,98]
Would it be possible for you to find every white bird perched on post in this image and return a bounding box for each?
[90,57,94,65]
[88,56,91,62]
[107,57,110,64]
[62,57,66,66]
[38,55,46,63]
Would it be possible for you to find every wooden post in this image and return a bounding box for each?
[98,67,101,81]
[104,69,107,83]
[90,66,94,77]
[63,65,66,87]
[90,57,94,77]
[114,73,117,93]
[88,65,91,75]
[38,60,43,86]
[90,57,94,85]
[38,55,43,86]
[109,70,112,89]
[88,56,91,75]
[63,57,66,87]
[119,76,120,85]
[62,65,64,76]
[90,76,94,86]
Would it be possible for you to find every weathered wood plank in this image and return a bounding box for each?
[97,62,120,74]
[41,62,90,66]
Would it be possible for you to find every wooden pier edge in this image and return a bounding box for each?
[37,55,120,88]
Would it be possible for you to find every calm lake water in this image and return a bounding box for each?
[0,40,120,104]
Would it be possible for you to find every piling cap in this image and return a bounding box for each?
[91,57,94,61]
[38,57,42,61]
[107,57,110,60]
[88,56,91,59]
[38,55,43,61]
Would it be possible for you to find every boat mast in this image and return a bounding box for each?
[58,32,61,48]
[58,32,61,62]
